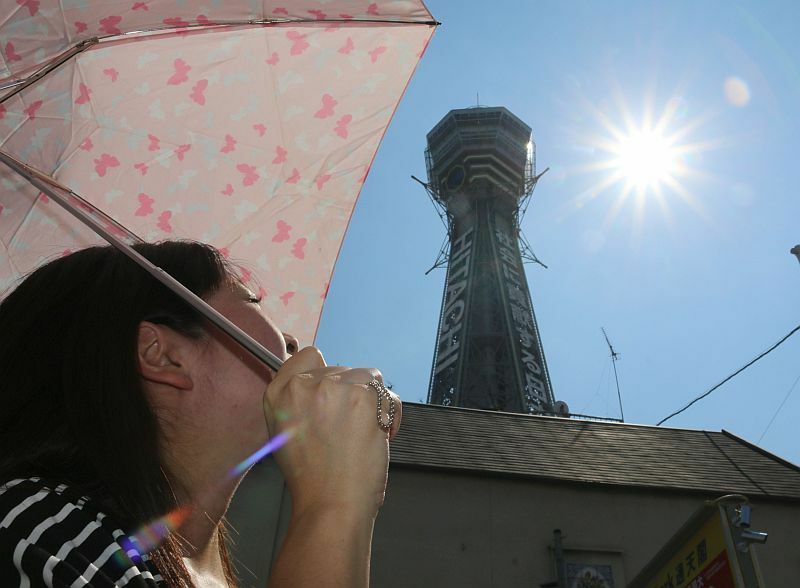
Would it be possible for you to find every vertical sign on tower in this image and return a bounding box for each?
[432,227,474,406]
[495,226,550,413]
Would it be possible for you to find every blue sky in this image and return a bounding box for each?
[316,1,800,466]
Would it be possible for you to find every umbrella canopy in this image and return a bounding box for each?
[0,1,436,347]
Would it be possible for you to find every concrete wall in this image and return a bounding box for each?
[226,463,799,587]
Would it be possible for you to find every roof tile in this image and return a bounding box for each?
[389,403,800,499]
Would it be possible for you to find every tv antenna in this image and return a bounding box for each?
[602,328,624,422]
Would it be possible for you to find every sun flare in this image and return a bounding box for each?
[571,92,715,232]
[611,128,678,190]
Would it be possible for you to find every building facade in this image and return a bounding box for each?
[227,403,800,587]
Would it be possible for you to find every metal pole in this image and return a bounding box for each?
[553,529,567,588]
[602,328,624,422]
[0,151,284,372]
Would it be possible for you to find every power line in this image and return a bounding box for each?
[657,324,800,426]
[757,372,800,443]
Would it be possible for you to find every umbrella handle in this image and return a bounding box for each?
[0,150,284,372]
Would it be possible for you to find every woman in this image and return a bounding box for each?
[0,241,400,587]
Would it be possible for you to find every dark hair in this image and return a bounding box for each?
[0,241,237,587]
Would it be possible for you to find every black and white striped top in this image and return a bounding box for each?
[0,478,164,587]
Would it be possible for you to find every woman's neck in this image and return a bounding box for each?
[172,472,241,586]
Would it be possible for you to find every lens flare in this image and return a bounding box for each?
[724,76,750,107]
[117,430,294,558]
[118,505,192,558]
[228,430,293,477]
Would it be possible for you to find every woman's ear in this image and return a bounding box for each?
[137,322,194,390]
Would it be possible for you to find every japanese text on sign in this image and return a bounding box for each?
[494,227,548,412]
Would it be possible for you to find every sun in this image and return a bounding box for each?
[570,93,715,231]
[611,127,679,190]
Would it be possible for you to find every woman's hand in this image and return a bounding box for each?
[264,347,402,588]
[263,346,402,519]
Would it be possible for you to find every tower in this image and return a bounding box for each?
[425,106,556,414]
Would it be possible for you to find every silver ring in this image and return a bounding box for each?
[367,379,395,432]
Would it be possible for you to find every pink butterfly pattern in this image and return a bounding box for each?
[315,94,337,118]
[4,42,22,62]
[190,79,208,105]
[272,146,287,164]
[220,134,236,154]
[94,153,120,177]
[75,83,91,105]
[272,220,291,243]
[291,238,307,259]
[287,31,310,55]
[236,163,259,186]
[174,144,191,161]
[157,211,173,233]
[369,46,387,63]
[167,58,191,85]
[338,37,354,54]
[334,115,352,138]
[315,174,331,190]
[163,16,190,28]
[17,0,40,17]
[99,15,122,35]
[135,193,154,216]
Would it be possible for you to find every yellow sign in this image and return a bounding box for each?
[643,511,733,588]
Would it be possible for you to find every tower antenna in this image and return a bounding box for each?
[602,327,624,422]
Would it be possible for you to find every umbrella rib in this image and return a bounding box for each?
[0,38,98,105]
[0,17,439,102]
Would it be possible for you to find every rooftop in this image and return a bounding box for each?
[389,402,800,501]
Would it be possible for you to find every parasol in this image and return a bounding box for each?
[0,1,437,369]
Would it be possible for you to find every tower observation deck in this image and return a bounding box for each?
[425,106,556,414]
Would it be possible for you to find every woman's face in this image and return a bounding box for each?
[189,282,295,465]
